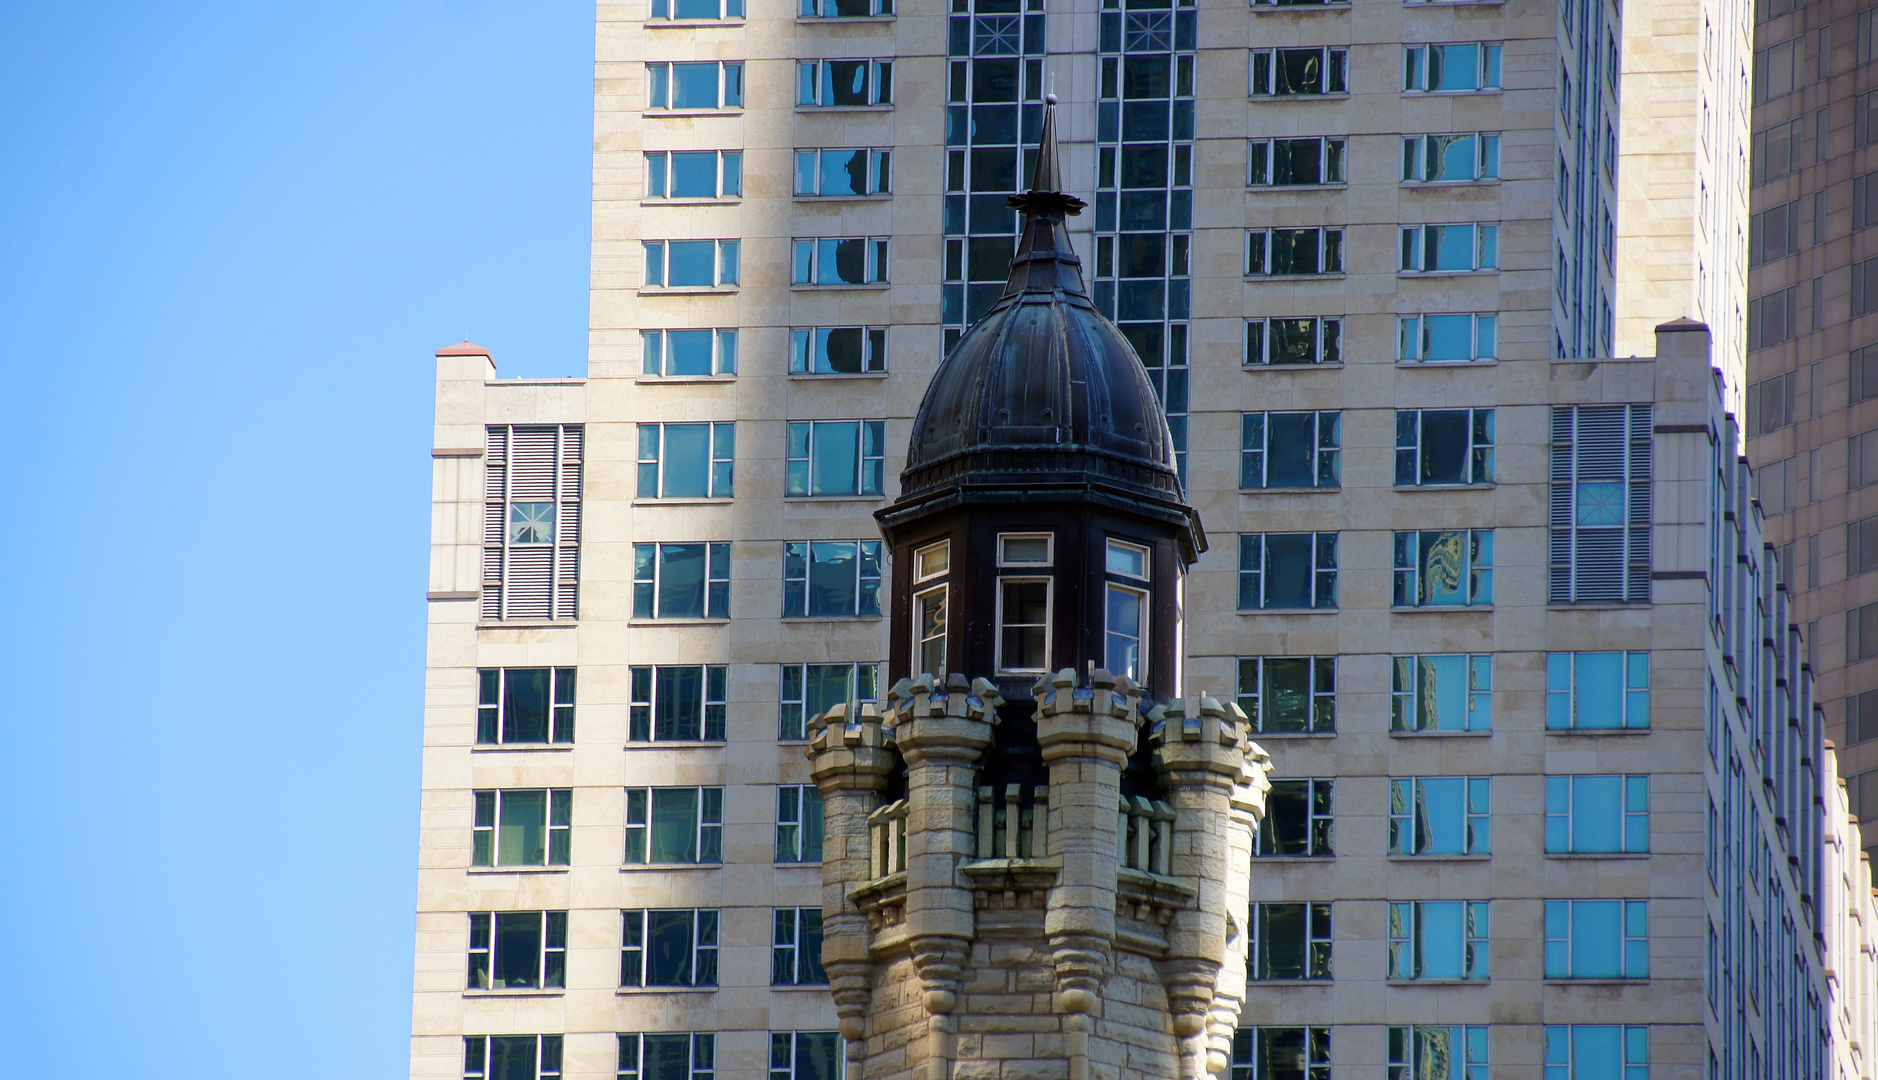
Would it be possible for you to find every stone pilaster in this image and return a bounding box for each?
[806,702,898,1074]
[1031,667,1145,1080]
[1150,696,1270,1079]
[882,673,1003,1080]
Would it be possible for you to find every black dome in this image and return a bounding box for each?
[901,104,1183,507]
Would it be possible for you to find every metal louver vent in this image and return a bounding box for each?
[1549,404,1653,604]
[482,424,584,622]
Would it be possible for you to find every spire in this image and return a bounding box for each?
[1002,95,1088,297]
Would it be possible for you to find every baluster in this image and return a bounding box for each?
[976,786,995,860]
[1004,782,1022,859]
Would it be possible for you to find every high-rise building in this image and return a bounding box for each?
[410,1,1878,1078]
[1743,0,1878,867]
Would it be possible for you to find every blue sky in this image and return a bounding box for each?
[0,2,591,1073]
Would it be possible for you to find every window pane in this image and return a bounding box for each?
[647,910,696,984]
[1419,654,1464,730]
[658,667,704,740]
[667,241,717,286]
[811,422,860,493]
[1423,314,1473,361]
[651,788,700,862]
[1266,413,1316,487]
[796,1032,843,1080]
[504,668,551,742]
[667,329,715,376]
[1418,778,1466,853]
[1572,775,1623,851]
[1105,586,1142,680]
[1576,653,1624,727]
[1572,901,1623,977]
[673,63,721,108]
[490,1037,540,1080]
[499,790,547,865]
[1262,534,1314,607]
[1431,133,1474,180]
[808,542,859,616]
[1263,658,1312,732]
[1003,580,1050,668]
[670,151,720,196]
[644,1035,693,1080]
[1418,411,1470,483]
[820,327,866,373]
[657,545,708,618]
[494,912,543,988]
[1420,902,1465,978]
[661,424,712,497]
[1260,904,1305,977]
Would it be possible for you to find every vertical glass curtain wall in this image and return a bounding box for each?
[943,0,1047,351]
[1095,0,1195,480]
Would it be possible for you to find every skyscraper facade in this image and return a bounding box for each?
[411,1,1878,1078]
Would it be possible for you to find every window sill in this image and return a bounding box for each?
[1386,978,1489,986]
[637,374,737,384]
[1398,270,1498,278]
[646,197,743,206]
[1389,729,1491,738]
[648,19,746,26]
[464,988,565,998]
[625,741,727,749]
[1245,273,1347,282]
[1247,978,1335,985]
[1545,726,1651,736]
[780,616,884,623]
[1403,89,1505,98]
[618,986,717,995]
[1249,94,1350,102]
[1242,486,1341,494]
[1250,854,1337,862]
[771,982,836,990]
[1544,979,1650,987]
[1244,362,1343,371]
[774,860,824,868]
[647,109,745,118]
[472,744,575,754]
[638,286,740,296]
[628,618,732,626]
[1398,359,1497,367]
[797,14,896,22]
[621,864,722,872]
[1386,853,1490,862]
[1239,608,1338,615]
[788,371,890,379]
[467,866,570,875]
[1545,851,1650,859]
[477,621,578,630]
[795,105,895,114]
[790,282,891,291]
[1389,606,1492,613]
[795,194,894,203]
[1394,483,1495,492]
[1402,180,1502,188]
[784,494,886,502]
[1252,3,1349,10]
[632,498,736,506]
[1249,184,1349,192]
[1245,730,1337,739]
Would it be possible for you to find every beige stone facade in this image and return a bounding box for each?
[408,0,1878,1077]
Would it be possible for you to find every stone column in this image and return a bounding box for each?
[883,673,1003,1080]
[1034,668,1144,1080]
[1151,696,1269,1080]
[805,702,897,1079]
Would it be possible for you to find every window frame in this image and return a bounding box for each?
[646,61,745,110]
[641,328,738,378]
[1236,656,1336,734]
[645,150,743,199]
[632,542,733,620]
[477,667,576,745]
[790,326,888,374]
[620,907,720,988]
[650,0,743,20]
[1390,654,1492,733]
[1246,137,1347,187]
[1245,316,1342,366]
[1248,901,1333,980]
[779,662,882,740]
[1545,774,1650,853]
[1395,408,1496,486]
[1387,899,1491,980]
[1241,411,1341,490]
[624,786,725,865]
[1400,224,1500,272]
[472,788,572,868]
[1543,899,1650,979]
[1388,1026,1488,1080]
[1238,533,1339,610]
[643,239,741,289]
[1542,1026,1649,1080]
[786,420,887,497]
[794,148,893,196]
[1392,529,1494,607]
[768,1032,845,1080]
[1388,776,1491,855]
[465,1035,563,1080]
[1254,777,1334,857]
[1401,132,1501,183]
[628,665,729,743]
[617,1033,716,1080]
[1246,228,1344,276]
[791,237,891,286]
[1545,651,1650,730]
[467,910,568,991]
[771,906,828,986]
[1398,314,1497,363]
[783,539,884,618]
[776,785,826,863]
[1402,43,1504,92]
[1248,47,1349,96]
[914,584,949,678]
[797,59,895,107]
[637,422,736,499]
[1229,1027,1331,1080]
[996,575,1053,674]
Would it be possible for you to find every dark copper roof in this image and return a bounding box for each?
[900,101,1184,507]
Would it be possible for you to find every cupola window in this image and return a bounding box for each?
[913,541,950,677]
[1105,540,1150,680]
[996,533,1053,673]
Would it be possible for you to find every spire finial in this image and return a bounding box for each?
[1001,92,1087,296]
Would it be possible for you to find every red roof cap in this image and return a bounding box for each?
[436,341,492,357]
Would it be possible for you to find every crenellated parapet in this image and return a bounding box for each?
[1148,696,1272,1079]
